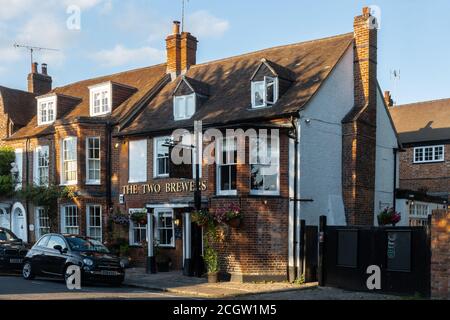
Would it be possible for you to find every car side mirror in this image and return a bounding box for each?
[53,245,67,254]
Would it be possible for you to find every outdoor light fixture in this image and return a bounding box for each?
[114,142,120,149]
[174,218,181,227]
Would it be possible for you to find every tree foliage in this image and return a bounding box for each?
[0,147,15,196]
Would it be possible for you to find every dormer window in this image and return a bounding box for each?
[37,97,56,125]
[174,93,196,120]
[89,83,112,116]
[251,76,278,108]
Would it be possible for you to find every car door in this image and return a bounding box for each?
[30,235,50,274]
[44,236,69,276]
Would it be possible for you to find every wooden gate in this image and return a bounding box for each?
[318,216,431,296]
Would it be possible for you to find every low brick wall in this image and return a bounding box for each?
[431,210,450,299]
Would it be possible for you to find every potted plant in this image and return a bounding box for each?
[204,245,219,283]
[192,210,212,227]
[111,208,130,226]
[130,209,147,225]
[377,207,401,226]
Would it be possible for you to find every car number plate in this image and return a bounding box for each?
[10,259,23,264]
[100,270,118,276]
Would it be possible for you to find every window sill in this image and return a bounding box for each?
[60,182,77,186]
[153,175,170,179]
[413,160,445,164]
[128,180,147,184]
[248,193,282,198]
[86,182,101,186]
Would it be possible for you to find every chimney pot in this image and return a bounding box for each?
[31,62,38,74]
[41,63,48,75]
[173,21,181,35]
[363,6,371,16]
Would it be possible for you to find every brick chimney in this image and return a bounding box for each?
[27,62,52,95]
[384,91,393,107]
[342,7,378,226]
[166,21,198,79]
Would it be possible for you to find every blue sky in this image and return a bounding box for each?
[0,0,449,105]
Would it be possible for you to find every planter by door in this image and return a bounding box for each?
[207,272,219,283]
[228,218,241,228]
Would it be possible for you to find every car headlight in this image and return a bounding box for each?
[83,258,94,266]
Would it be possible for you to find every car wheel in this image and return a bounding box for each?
[22,262,35,280]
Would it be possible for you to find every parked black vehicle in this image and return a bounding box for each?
[23,234,125,285]
[0,228,28,270]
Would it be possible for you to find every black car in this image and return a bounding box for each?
[23,234,125,285]
[0,228,28,271]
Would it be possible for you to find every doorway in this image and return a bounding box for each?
[11,202,27,242]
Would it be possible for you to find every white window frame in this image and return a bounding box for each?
[249,136,280,196]
[154,208,175,248]
[35,207,50,239]
[14,148,23,190]
[129,208,148,246]
[61,205,79,235]
[34,146,49,186]
[86,205,102,242]
[86,137,101,185]
[61,137,77,185]
[153,136,170,178]
[128,139,148,183]
[173,93,196,121]
[251,76,279,108]
[413,145,445,164]
[37,96,57,126]
[89,83,112,116]
[216,137,237,196]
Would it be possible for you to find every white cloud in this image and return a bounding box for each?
[186,10,230,38]
[0,0,39,21]
[62,0,106,10]
[91,44,165,67]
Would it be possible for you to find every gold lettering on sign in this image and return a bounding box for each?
[121,180,207,195]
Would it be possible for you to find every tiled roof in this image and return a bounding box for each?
[0,86,36,126]
[118,33,354,136]
[389,98,450,144]
[8,64,167,140]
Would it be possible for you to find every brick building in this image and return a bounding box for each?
[0,8,398,282]
[389,98,450,224]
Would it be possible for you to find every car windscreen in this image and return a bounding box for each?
[0,230,18,242]
[66,237,109,253]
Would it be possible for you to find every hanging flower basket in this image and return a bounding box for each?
[111,212,130,226]
[192,210,212,227]
[377,207,401,226]
[130,210,147,225]
[224,204,242,228]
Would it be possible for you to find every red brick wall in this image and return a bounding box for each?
[399,145,450,201]
[431,210,450,299]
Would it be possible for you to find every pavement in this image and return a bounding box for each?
[124,268,318,298]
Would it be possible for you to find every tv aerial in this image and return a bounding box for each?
[13,43,60,65]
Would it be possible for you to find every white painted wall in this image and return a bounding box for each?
[297,46,354,226]
[373,88,399,225]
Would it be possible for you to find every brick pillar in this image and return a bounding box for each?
[342,7,378,226]
[431,210,450,299]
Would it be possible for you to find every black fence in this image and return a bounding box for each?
[318,216,431,297]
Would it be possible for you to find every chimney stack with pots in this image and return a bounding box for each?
[27,62,52,95]
[166,21,198,79]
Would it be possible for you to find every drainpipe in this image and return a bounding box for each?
[106,123,112,211]
[392,148,398,212]
[289,116,300,281]
[25,138,31,242]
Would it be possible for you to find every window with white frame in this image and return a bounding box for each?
[217,137,237,195]
[86,137,100,184]
[61,137,77,185]
[87,205,102,241]
[251,77,278,108]
[154,137,170,177]
[35,207,50,239]
[155,209,174,247]
[410,203,429,218]
[250,136,280,195]
[129,209,147,246]
[174,93,196,120]
[34,146,49,186]
[89,83,111,116]
[129,139,147,183]
[37,97,56,125]
[414,145,444,163]
[62,205,79,234]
